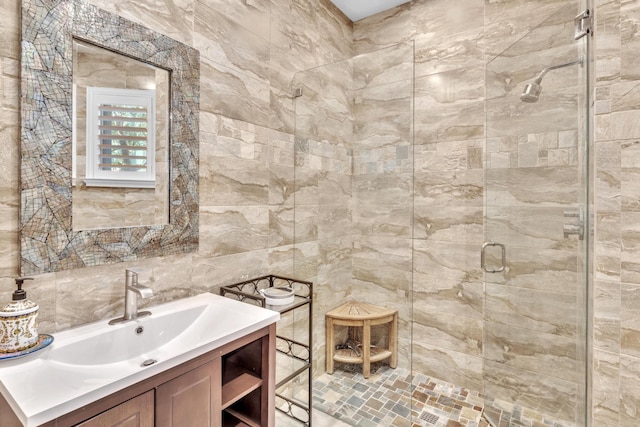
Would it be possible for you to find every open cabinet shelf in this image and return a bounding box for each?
[221,275,313,426]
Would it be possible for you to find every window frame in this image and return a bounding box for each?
[85,86,157,188]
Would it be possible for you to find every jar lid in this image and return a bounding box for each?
[261,286,294,299]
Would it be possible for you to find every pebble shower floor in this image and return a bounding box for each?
[312,366,573,427]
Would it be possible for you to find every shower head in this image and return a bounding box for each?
[520,57,584,103]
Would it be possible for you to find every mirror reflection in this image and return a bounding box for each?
[72,40,170,230]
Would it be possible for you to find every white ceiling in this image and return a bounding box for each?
[329,0,411,22]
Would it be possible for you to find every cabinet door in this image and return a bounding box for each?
[156,358,222,427]
[75,390,154,427]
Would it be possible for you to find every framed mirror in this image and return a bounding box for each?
[20,0,200,274]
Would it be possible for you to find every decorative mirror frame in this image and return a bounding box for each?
[20,0,200,274]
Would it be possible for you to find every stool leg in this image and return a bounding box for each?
[389,313,397,369]
[326,317,334,374]
[362,319,371,378]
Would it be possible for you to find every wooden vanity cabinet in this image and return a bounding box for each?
[75,391,154,427]
[2,324,276,427]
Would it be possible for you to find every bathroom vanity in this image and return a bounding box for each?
[0,293,279,427]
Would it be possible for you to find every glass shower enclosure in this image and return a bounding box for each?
[292,1,590,425]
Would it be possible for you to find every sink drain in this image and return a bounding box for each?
[141,359,157,367]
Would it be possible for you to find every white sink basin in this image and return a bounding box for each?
[50,303,207,366]
[0,293,279,427]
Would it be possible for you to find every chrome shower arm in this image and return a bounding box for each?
[532,57,584,84]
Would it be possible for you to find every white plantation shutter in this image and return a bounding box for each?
[86,87,156,188]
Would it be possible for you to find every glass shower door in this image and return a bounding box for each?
[482,4,590,426]
[293,42,415,426]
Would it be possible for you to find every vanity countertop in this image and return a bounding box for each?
[0,293,279,427]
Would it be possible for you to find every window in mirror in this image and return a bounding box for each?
[71,39,170,231]
[85,87,156,188]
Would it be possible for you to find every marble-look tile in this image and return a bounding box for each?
[204,156,269,206]
[620,1,640,81]
[413,275,483,320]
[620,354,640,425]
[267,244,295,278]
[595,0,622,86]
[352,236,412,283]
[313,0,354,65]
[292,241,319,283]
[194,1,270,83]
[411,0,484,39]
[485,206,579,251]
[481,20,536,60]
[484,320,579,382]
[486,166,578,207]
[594,280,621,352]
[486,245,578,294]
[487,89,579,139]
[268,128,295,166]
[89,0,194,46]
[620,283,640,358]
[413,240,482,283]
[354,80,413,149]
[621,140,640,212]
[192,249,269,292]
[1,58,18,111]
[414,27,484,78]
[199,59,270,127]
[414,68,484,144]
[415,139,484,172]
[293,166,319,206]
[293,205,318,244]
[352,42,413,90]
[595,141,622,211]
[200,206,269,257]
[484,0,573,28]
[352,172,412,206]
[413,205,482,243]
[0,0,20,60]
[413,170,484,207]
[610,81,640,113]
[592,349,621,426]
[209,0,271,41]
[354,205,411,238]
[54,265,127,329]
[317,204,351,240]
[269,164,295,207]
[293,65,353,144]
[611,110,640,140]
[411,341,483,392]
[621,212,640,283]
[270,0,349,70]
[483,360,577,424]
[485,283,577,337]
[318,171,351,205]
[595,211,622,281]
[413,305,483,357]
[353,3,413,55]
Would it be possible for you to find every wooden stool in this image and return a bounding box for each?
[325,301,397,379]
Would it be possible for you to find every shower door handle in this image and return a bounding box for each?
[481,242,506,273]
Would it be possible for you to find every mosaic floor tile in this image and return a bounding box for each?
[313,367,575,427]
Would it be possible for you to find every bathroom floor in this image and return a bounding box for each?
[312,365,573,427]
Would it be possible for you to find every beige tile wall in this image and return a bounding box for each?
[1,0,639,424]
[0,0,352,332]
[593,0,640,425]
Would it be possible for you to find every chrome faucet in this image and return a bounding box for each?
[109,268,153,325]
